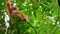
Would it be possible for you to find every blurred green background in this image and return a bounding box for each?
[0,0,60,34]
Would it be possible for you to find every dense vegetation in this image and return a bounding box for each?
[0,0,60,34]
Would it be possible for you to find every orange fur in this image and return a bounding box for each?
[6,1,28,22]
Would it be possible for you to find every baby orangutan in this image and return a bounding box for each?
[6,1,28,22]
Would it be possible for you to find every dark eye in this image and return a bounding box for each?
[11,3,13,6]
[12,8,17,11]
[13,8,16,10]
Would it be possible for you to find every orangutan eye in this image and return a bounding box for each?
[13,8,16,10]
[11,3,13,6]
